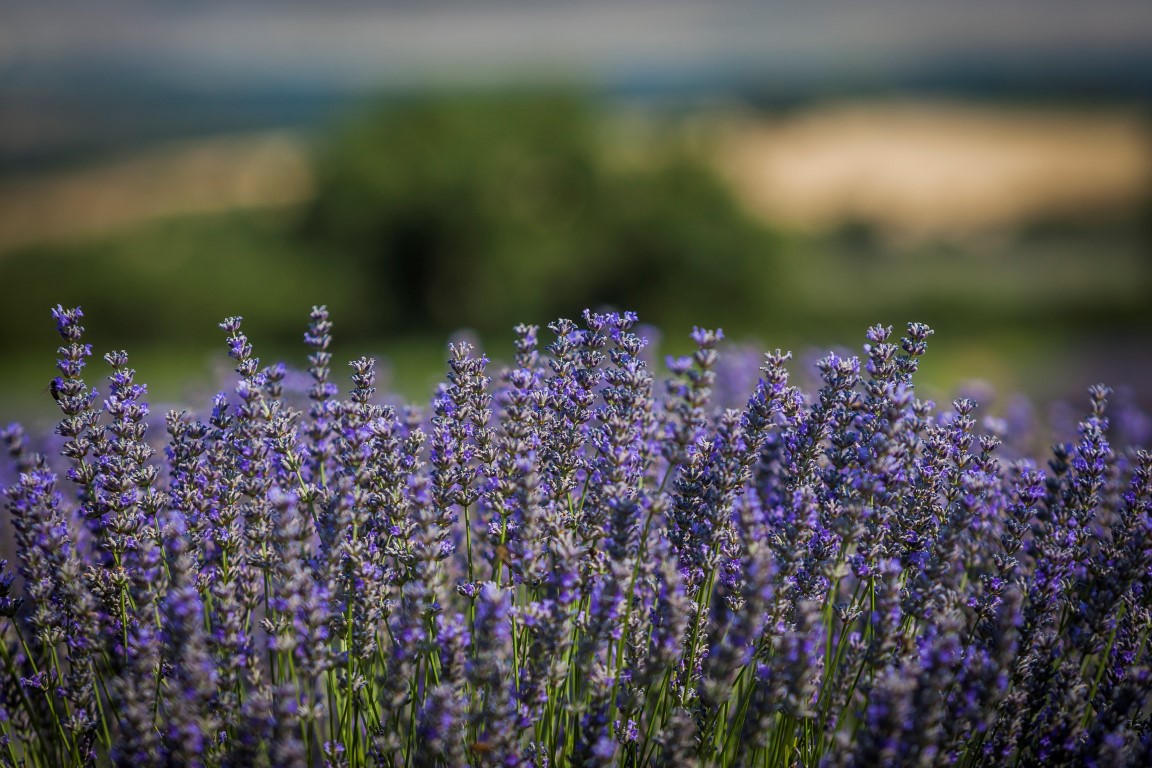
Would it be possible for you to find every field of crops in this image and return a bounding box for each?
[0,305,1148,765]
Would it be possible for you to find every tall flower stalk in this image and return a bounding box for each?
[0,305,1149,767]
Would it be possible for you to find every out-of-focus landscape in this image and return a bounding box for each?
[2,0,1150,425]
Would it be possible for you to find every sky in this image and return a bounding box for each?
[3,0,1152,93]
[4,0,1151,170]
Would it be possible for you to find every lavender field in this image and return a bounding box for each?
[0,304,1148,766]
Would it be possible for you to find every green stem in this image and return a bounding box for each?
[1081,602,1125,730]
[0,630,52,765]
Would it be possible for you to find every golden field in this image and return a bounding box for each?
[2,101,1148,252]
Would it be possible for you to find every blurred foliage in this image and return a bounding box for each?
[302,92,781,334]
[0,90,1149,420]
[0,212,370,354]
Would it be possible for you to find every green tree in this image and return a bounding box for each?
[304,91,780,335]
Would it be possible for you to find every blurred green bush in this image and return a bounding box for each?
[0,92,780,353]
[302,91,781,334]
[0,213,366,353]
[2,90,1147,416]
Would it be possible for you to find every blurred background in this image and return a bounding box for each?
[1,0,1150,426]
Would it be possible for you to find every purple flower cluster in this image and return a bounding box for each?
[1,306,1150,767]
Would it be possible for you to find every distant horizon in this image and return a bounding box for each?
[5,62,1152,172]
[3,0,1152,170]
[5,1,1152,87]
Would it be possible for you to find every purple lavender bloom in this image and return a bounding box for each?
[0,306,1148,766]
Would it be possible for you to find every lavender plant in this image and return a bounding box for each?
[1,305,1149,767]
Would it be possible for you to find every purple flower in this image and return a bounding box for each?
[0,306,1147,766]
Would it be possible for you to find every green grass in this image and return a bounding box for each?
[1,210,1149,426]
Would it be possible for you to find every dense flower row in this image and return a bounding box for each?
[1,305,1150,767]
